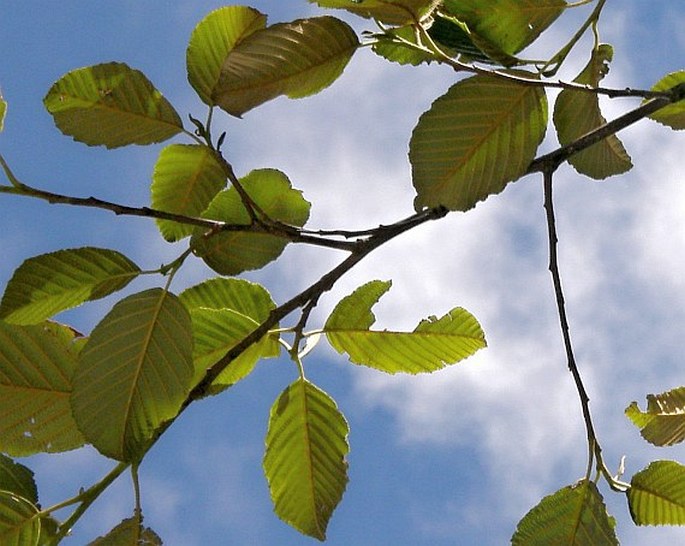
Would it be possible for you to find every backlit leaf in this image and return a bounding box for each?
[192,169,310,275]
[264,378,349,540]
[151,144,226,242]
[325,280,486,373]
[187,6,267,105]
[0,455,38,505]
[410,73,547,211]
[71,289,193,461]
[553,44,632,179]
[309,0,439,25]
[512,480,618,545]
[44,62,182,148]
[0,93,6,132]
[0,321,85,456]
[628,460,685,525]
[647,71,685,130]
[0,492,40,546]
[0,247,141,325]
[626,387,685,446]
[89,515,162,546]
[212,16,358,117]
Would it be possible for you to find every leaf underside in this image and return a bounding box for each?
[0,492,40,546]
[0,455,38,505]
[626,387,685,446]
[89,515,162,545]
[309,0,440,25]
[647,70,685,130]
[628,460,685,525]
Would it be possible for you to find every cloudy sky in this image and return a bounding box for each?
[1,1,684,544]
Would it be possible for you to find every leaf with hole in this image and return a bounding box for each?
[325,280,486,373]
[43,62,182,148]
[647,70,685,130]
[410,72,547,211]
[71,289,193,461]
[628,460,685,525]
[553,44,632,179]
[264,378,349,540]
[626,387,685,446]
[0,247,141,325]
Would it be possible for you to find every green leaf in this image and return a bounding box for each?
[151,145,227,242]
[427,15,491,63]
[186,6,267,105]
[212,16,359,117]
[191,169,311,275]
[0,93,6,132]
[553,44,632,179]
[264,378,349,540]
[647,70,685,130]
[443,0,567,56]
[71,289,193,462]
[309,0,439,25]
[0,492,40,546]
[410,73,547,211]
[0,455,38,505]
[179,278,276,319]
[88,516,162,545]
[371,25,440,66]
[324,280,486,373]
[0,247,141,326]
[628,460,685,525]
[512,480,618,545]
[43,62,182,148]
[626,387,685,446]
[0,321,85,456]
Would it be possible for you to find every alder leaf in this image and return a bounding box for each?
[628,460,685,525]
[626,387,685,446]
[512,479,618,545]
[212,16,359,117]
[0,93,6,132]
[0,247,141,325]
[410,73,547,211]
[0,455,38,505]
[151,144,227,242]
[647,70,685,130]
[553,44,632,179]
[186,5,267,105]
[191,169,311,275]
[179,277,276,319]
[264,378,349,541]
[71,289,193,462]
[88,515,162,546]
[324,280,486,373]
[43,62,182,148]
[0,321,85,456]
[309,0,439,25]
[0,492,40,546]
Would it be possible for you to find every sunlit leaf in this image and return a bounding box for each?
[647,70,685,130]
[151,144,227,242]
[371,26,440,66]
[626,387,685,446]
[0,93,6,132]
[71,289,193,461]
[88,515,162,546]
[410,73,547,211]
[43,62,182,148]
[192,169,310,275]
[325,280,485,373]
[628,460,685,525]
[553,44,632,179]
[0,455,38,505]
[512,480,618,545]
[179,278,275,319]
[264,378,349,540]
[212,16,358,117]
[186,5,267,105]
[0,247,141,326]
[0,321,85,456]
[0,491,40,546]
[309,0,439,25]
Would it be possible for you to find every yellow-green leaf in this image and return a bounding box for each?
[628,460,685,525]
[0,247,141,325]
[325,280,486,373]
[44,62,182,148]
[212,16,359,117]
[309,0,439,25]
[187,6,267,105]
[0,492,40,546]
[0,455,38,505]
[0,93,6,132]
[71,289,193,461]
[191,169,310,275]
[89,515,162,546]
[151,145,227,242]
[410,73,547,211]
[512,480,618,545]
[264,378,349,540]
[0,321,85,456]
[647,70,685,130]
[553,44,632,179]
[626,387,685,446]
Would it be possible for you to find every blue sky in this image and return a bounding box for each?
[1,1,685,544]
